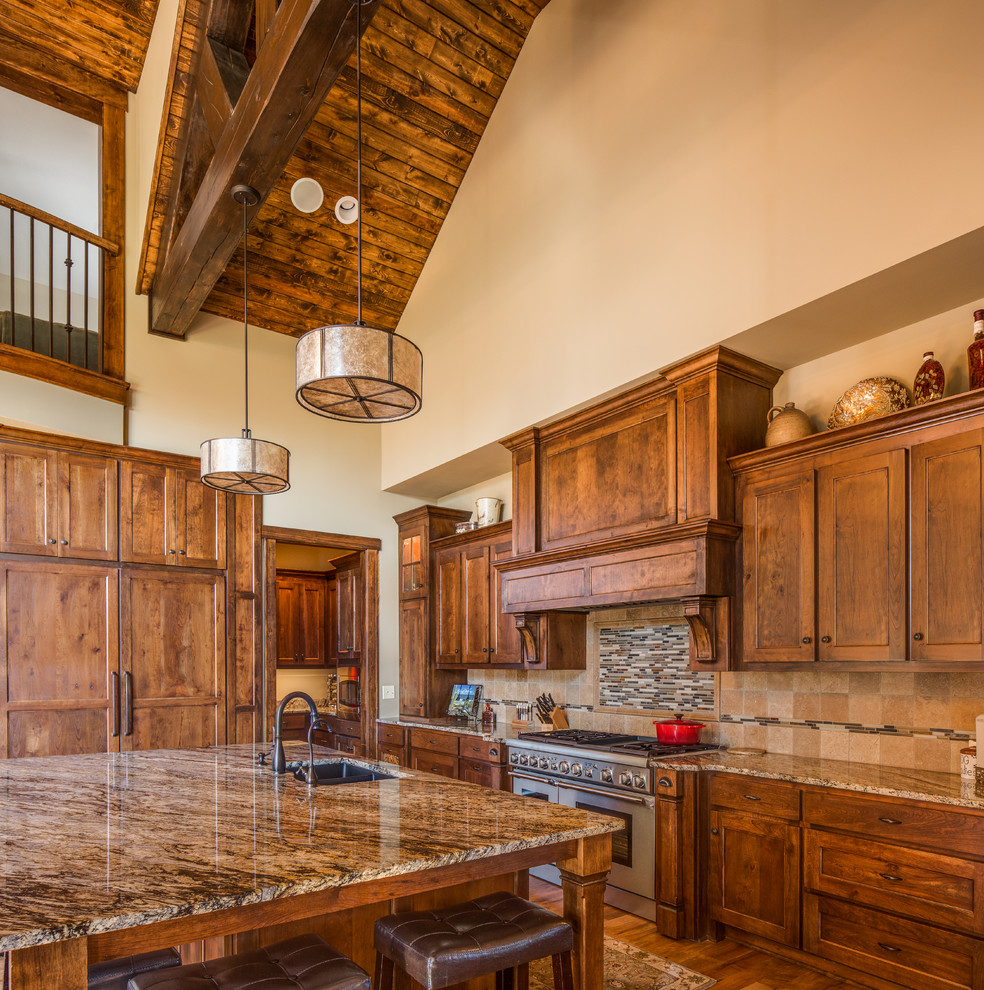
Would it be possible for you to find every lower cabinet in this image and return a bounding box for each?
[705,771,984,990]
[380,723,506,788]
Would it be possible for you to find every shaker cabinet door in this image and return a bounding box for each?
[57,451,118,561]
[433,548,462,663]
[0,443,57,555]
[120,460,171,564]
[816,450,906,662]
[460,544,491,663]
[740,469,816,663]
[173,466,226,569]
[911,430,984,661]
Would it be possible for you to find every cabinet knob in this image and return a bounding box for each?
[178,549,186,555]
[59,539,68,545]
[418,702,424,708]
[454,649,459,654]
[821,635,831,644]
[168,549,176,554]
[48,538,56,544]
[710,828,719,835]
[913,632,923,641]
[482,647,488,653]
[802,636,811,644]
[489,648,494,654]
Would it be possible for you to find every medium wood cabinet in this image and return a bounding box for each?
[0,443,117,560]
[120,461,226,569]
[408,726,506,788]
[733,394,984,668]
[333,554,361,661]
[275,570,327,667]
[393,506,470,718]
[120,569,226,751]
[707,775,801,947]
[910,430,984,661]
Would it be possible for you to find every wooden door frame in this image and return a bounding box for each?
[261,526,381,759]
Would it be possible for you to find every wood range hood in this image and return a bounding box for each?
[495,346,781,671]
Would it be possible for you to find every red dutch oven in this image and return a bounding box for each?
[653,714,704,744]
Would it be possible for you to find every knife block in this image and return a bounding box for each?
[549,708,569,731]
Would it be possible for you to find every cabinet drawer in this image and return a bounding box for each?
[330,716,362,740]
[458,735,504,763]
[459,759,495,788]
[805,893,984,990]
[377,722,406,746]
[410,728,459,756]
[411,749,458,778]
[333,736,364,757]
[378,743,405,767]
[804,789,984,857]
[805,829,984,935]
[709,773,800,820]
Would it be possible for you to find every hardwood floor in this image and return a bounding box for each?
[528,878,865,990]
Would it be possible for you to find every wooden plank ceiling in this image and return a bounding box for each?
[0,0,160,94]
[139,0,551,339]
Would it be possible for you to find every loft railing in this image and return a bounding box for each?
[0,192,120,375]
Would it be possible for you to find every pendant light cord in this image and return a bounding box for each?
[242,189,250,437]
[356,0,363,325]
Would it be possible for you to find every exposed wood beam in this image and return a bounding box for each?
[205,0,255,52]
[196,37,248,143]
[150,0,378,339]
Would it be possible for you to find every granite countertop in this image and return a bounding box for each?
[377,716,531,744]
[0,744,620,952]
[655,750,984,810]
[281,699,336,715]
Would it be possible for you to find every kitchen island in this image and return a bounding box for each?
[0,745,619,990]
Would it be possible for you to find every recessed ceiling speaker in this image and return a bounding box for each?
[334,195,359,224]
[290,177,324,213]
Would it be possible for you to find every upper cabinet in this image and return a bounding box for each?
[276,570,327,667]
[0,443,117,560]
[333,553,362,662]
[120,461,226,569]
[732,392,984,668]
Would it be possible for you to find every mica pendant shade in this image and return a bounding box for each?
[200,184,290,494]
[200,434,290,494]
[295,323,422,421]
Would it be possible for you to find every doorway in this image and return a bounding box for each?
[261,525,380,760]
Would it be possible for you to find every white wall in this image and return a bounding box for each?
[382,0,984,493]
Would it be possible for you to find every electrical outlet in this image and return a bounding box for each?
[381,684,395,700]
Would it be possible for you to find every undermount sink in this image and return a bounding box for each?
[288,760,395,785]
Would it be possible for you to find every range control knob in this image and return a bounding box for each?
[509,753,519,764]
[549,761,558,771]
[519,754,529,766]
[570,763,583,777]
[619,771,632,786]
[600,768,613,782]
[584,767,594,778]
[633,775,646,789]
[559,761,570,774]
[539,757,550,769]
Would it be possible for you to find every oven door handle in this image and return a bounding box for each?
[556,779,654,807]
[508,770,554,785]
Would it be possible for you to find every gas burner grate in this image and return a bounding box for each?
[608,740,721,757]
[517,729,639,746]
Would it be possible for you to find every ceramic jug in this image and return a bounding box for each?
[765,402,815,447]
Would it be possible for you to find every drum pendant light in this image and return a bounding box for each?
[295,0,422,421]
[200,186,290,494]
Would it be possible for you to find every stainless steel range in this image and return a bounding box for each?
[508,729,719,921]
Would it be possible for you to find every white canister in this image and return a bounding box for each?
[475,497,503,527]
[961,746,977,780]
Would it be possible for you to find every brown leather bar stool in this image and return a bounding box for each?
[128,933,370,990]
[88,948,182,990]
[373,891,574,990]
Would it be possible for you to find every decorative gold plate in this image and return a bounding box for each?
[827,377,910,430]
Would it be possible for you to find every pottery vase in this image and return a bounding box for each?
[970,310,984,391]
[913,351,945,405]
[765,402,815,447]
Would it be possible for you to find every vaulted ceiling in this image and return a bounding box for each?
[0,0,160,95]
[138,0,552,340]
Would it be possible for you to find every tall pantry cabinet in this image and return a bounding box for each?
[0,428,239,759]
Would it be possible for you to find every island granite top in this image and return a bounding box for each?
[0,744,620,952]
[654,750,984,810]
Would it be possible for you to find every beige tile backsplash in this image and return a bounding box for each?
[468,607,982,774]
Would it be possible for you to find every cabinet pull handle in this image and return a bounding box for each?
[878,817,903,825]
[879,873,903,882]
[821,635,830,643]
[658,776,673,787]
[878,943,902,954]
[912,632,923,641]
[111,672,120,738]
[743,794,762,801]
[802,636,811,644]
[123,671,133,736]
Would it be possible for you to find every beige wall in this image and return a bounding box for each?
[382,0,984,493]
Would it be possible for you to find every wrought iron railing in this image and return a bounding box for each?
[0,192,120,375]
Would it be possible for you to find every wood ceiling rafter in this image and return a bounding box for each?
[139,0,552,339]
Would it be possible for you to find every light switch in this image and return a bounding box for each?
[381,684,395,700]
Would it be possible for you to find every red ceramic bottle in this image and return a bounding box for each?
[913,351,945,404]
[969,310,984,390]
